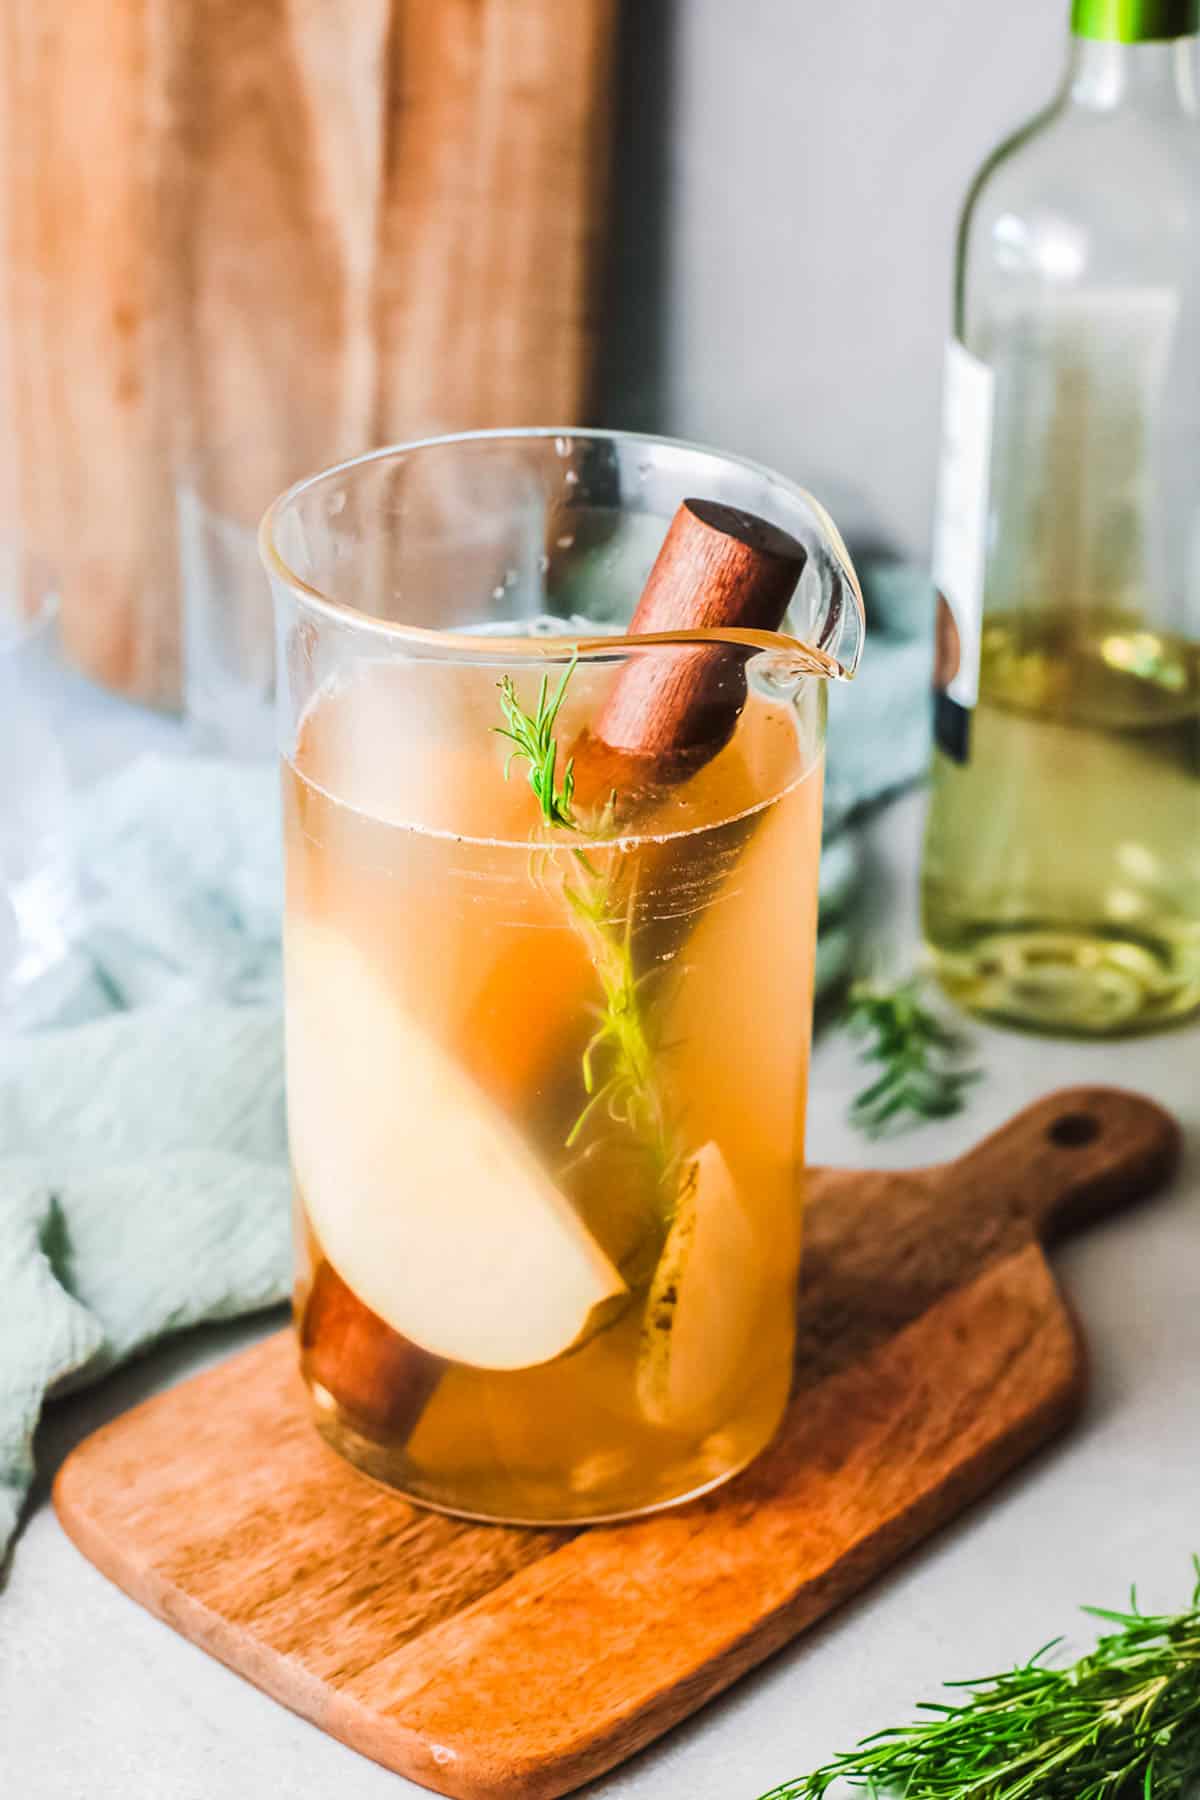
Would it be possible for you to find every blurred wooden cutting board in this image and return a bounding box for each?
[0,0,617,701]
[55,1088,1179,1800]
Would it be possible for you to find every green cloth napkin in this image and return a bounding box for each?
[0,563,933,1562]
[1,758,291,1558]
[1,1006,290,1547]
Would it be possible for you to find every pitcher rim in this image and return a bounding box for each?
[258,427,864,679]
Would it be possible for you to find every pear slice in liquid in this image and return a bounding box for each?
[286,918,627,1372]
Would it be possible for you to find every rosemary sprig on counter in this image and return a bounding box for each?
[762,1561,1200,1800]
[495,660,671,1168]
[847,977,980,1135]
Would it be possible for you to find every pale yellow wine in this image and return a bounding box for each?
[923,610,1200,1035]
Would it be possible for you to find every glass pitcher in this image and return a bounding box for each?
[260,429,863,1525]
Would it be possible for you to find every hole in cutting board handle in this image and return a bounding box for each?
[1048,1112,1101,1148]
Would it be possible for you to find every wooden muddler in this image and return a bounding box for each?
[573,498,809,804]
[302,499,808,1440]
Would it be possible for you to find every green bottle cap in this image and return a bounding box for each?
[1072,0,1200,38]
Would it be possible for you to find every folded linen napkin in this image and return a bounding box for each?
[0,562,933,1562]
[0,757,290,1558]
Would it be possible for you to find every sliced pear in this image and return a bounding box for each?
[286,918,627,1371]
[637,1142,762,1433]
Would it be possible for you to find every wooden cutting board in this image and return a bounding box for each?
[55,1087,1179,1800]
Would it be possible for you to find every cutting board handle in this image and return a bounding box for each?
[949,1086,1181,1246]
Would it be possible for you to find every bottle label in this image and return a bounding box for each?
[931,339,994,760]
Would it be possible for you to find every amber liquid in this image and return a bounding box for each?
[285,655,823,1522]
[924,611,1200,1034]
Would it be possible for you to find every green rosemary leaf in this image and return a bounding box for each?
[846,977,980,1135]
[495,657,673,1176]
[762,1561,1200,1800]
[495,656,580,830]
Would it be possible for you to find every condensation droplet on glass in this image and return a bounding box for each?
[564,469,579,487]
[329,491,347,516]
[491,585,505,602]
[555,534,574,550]
[554,436,573,457]
[537,552,550,573]
[503,569,518,587]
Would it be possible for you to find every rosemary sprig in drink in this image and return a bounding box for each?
[496,660,579,831]
[560,858,669,1163]
[847,976,980,1135]
[763,1560,1200,1800]
[495,660,672,1171]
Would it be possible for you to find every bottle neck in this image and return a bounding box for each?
[1066,32,1198,113]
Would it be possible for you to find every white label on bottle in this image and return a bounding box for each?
[932,339,994,709]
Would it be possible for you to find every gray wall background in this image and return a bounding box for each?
[601,0,1065,563]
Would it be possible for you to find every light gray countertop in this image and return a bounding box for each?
[2,677,1197,1800]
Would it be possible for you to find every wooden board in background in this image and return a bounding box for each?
[55,1087,1180,1800]
[0,0,617,701]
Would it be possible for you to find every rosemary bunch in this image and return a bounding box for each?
[764,1562,1200,1800]
[495,661,671,1168]
[846,976,980,1135]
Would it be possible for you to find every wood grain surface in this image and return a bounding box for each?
[0,0,616,701]
[576,498,809,802]
[55,1087,1180,1800]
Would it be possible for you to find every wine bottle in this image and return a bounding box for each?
[923,0,1200,1036]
